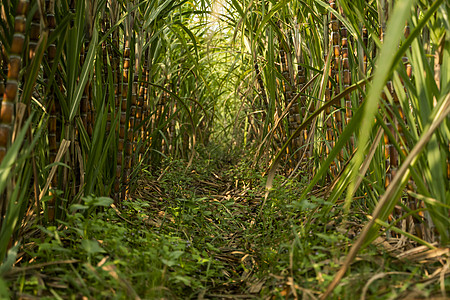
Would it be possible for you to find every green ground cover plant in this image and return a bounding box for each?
[3,153,448,299]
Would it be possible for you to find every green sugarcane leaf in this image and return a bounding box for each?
[346,0,419,204]
[254,0,292,42]
[69,28,98,121]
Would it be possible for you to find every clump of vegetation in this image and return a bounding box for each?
[3,154,448,298]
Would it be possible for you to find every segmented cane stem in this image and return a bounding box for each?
[0,0,29,163]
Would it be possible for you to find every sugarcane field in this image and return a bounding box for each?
[0,0,449,299]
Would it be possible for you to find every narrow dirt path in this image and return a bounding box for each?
[132,160,274,299]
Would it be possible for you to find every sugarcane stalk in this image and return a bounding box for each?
[103,15,112,134]
[133,30,144,157]
[118,35,130,200]
[357,24,368,109]
[136,72,144,155]
[28,8,40,61]
[363,27,368,75]
[110,1,121,201]
[323,10,331,158]
[341,26,350,123]
[254,59,267,115]
[142,43,150,158]
[80,40,89,135]
[341,25,353,150]
[79,2,94,139]
[330,0,344,169]
[324,0,337,176]
[0,0,29,156]
[168,78,176,153]
[45,0,61,223]
[280,40,297,163]
[0,0,30,226]
[86,2,95,139]
[401,21,425,239]
[158,77,167,154]
[448,144,449,182]
[128,71,138,178]
[169,66,183,151]
[139,42,149,158]
[298,60,308,152]
[69,0,76,25]
[123,28,137,196]
[0,43,4,109]
[86,45,93,138]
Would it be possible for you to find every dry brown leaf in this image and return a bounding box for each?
[248,278,265,294]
